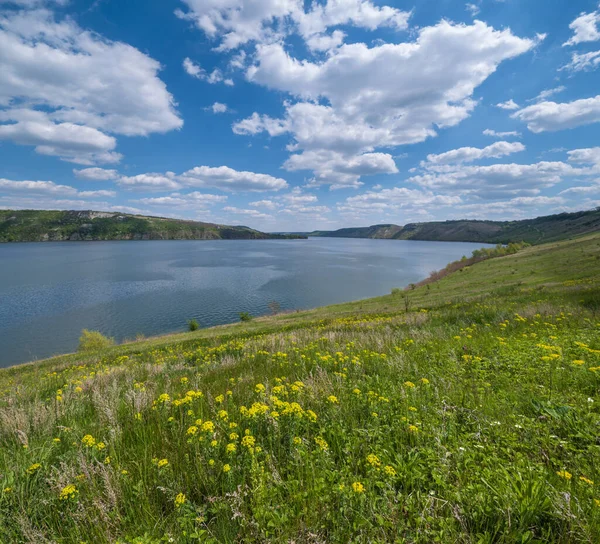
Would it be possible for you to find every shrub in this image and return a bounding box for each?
[391,288,401,295]
[188,319,200,332]
[78,329,114,352]
[239,312,253,322]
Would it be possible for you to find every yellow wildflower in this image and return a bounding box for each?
[81,434,96,447]
[327,395,339,404]
[352,482,365,494]
[404,381,415,388]
[223,464,231,473]
[384,465,397,477]
[174,493,186,508]
[157,458,169,468]
[27,463,41,474]
[59,484,78,501]
[557,470,572,480]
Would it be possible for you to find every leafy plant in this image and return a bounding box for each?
[77,329,114,352]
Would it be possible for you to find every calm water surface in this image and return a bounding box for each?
[0,238,491,367]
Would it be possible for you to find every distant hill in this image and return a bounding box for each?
[308,208,600,245]
[0,210,306,242]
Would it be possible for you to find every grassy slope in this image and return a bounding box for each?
[1,233,600,542]
[309,208,600,244]
[0,210,304,242]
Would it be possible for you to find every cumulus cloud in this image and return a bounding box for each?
[179,166,288,192]
[118,173,181,192]
[176,0,411,52]
[422,141,525,167]
[483,129,521,138]
[112,165,288,193]
[211,102,229,114]
[183,57,234,85]
[408,161,584,199]
[249,199,278,210]
[0,8,182,163]
[0,109,121,165]
[73,167,119,181]
[567,146,600,165]
[563,7,600,46]
[338,187,461,217]
[222,206,272,220]
[233,20,536,186]
[134,192,227,208]
[561,50,600,72]
[496,99,520,110]
[0,178,116,198]
[512,95,600,133]
[285,150,398,189]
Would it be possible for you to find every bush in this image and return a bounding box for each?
[188,319,200,331]
[239,312,253,322]
[78,329,114,352]
[391,288,401,295]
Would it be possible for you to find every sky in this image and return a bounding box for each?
[1,0,600,232]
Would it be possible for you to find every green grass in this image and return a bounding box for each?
[1,233,600,543]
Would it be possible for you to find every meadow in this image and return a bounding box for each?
[1,233,599,543]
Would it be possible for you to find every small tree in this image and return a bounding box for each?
[78,329,114,352]
[268,301,281,315]
[188,319,199,331]
[239,312,253,322]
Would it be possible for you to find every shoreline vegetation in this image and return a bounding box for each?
[0,210,306,242]
[2,207,600,244]
[307,207,600,245]
[0,231,599,541]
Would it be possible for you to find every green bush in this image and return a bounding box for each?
[78,329,114,352]
[188,319,200,331]
[239,312,253,322]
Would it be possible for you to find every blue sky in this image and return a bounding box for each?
[1,0,600,232]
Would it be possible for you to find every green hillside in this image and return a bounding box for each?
[0,210,305,242]
[309,207,600,244]
[1,233,599,542]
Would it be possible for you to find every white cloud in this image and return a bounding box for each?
[116,165,288,193]
[496,99,520,110]
[179,165,288,192]
[559,183,600,196]
[512,95,600,133]
[408,160,585,199]
[176,0,410,52]
[533,86,566,102]
[483,129,521,138]
[338,187,461,216]
[563,7,600,46]
[118,173,181,192]
[0,8,181,163]
[0,178,115,198]
[422,141,525,166]
[249,199,278,210]
[285,149,398,189]
[211,102,229,114]
[234,21,536,185]
[561,50,600,72]
[222,206,272,220]
[183,57,234,85]
[74,167,119,181]
[567,146,600,165]
[135,192,227,208]
[466,3,480,17]
[0,109,121,165]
